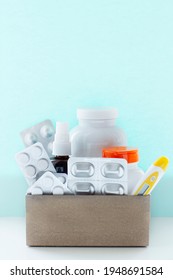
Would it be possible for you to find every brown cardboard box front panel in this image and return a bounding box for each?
[26,195,150,247]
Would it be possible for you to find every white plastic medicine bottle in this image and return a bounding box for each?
[70,108,127,157]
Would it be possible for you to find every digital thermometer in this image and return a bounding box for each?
[132,156,169,195]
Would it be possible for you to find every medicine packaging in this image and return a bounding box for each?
[102,146,144,194]
[70,108,127,157]
[68,157,128,194]
[20,119,55,158]
[27,171,72,195]
[15,142,56,186]
[36,171,68,184]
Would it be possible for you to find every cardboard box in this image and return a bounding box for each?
[26,195,150,247]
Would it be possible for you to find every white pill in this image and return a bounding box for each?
[17,153,30,165]
[31,145,43,158]
[101,163,124,179]
[24,165,36,177]
[31,187,43,195]
[42,176,54,188]
[24,133,38,145]
[71,162,95,177]
[40,125,54,138]
[37,158,49,170]
[58,176,66,184]
[52,186,64,195]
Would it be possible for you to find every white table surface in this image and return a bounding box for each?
[0,217,173,260]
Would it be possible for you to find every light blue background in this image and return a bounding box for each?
[0,0,172,216]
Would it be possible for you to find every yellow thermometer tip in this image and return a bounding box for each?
[153,156,169,171]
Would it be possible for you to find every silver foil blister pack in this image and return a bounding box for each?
[68,157,128,194]
[20,119,55,158]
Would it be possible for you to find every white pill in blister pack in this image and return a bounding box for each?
[68,181,97,195]
[15,142,56,186]
[27,171,72,195]
[53,173,68,185]
[100,181,125,195]
[68,157,128,194]
[20,119,55,158]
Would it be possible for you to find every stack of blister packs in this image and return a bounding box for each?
[16,142,71,195]
[16,120,71,195]
[16,119,128,195]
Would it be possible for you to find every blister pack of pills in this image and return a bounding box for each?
[20,119,55,158]
[27,171,72,195]
[68,157,128,194]
[15,142,56,186]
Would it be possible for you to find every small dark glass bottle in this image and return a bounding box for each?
[52,155,69,174]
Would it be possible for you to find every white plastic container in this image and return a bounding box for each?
[70,108,127,157]
[102,147,144,195]
[127,162,144,194]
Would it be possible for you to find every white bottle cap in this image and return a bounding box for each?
[77,108,118,120]
[52,122,71,156]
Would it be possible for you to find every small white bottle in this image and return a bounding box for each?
[102,147,144,195]
[70,108,127,157]
[52,122,71,174]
